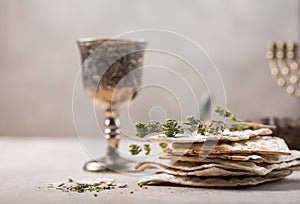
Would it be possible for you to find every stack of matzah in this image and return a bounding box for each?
[136,128,300,187]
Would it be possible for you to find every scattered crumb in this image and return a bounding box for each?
[47,178,127,195]
[57,183,65,187]
[117,183,127,188]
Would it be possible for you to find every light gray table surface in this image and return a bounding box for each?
[1,136,300,204]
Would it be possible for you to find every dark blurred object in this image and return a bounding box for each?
[258,117,300,150]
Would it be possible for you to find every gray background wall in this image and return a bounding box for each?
[0,0,299,137]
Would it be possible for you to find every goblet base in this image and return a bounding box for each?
[83,156,136,172]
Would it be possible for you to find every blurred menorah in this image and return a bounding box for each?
[266,41,300,97]
[264,41,300,150]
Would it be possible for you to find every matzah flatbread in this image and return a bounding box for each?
[136,158,300,176]
[147,128,272,143]
[138,170,292,187]
[136,163,259,177]
[169,136,291,155]
[160,150,300,164]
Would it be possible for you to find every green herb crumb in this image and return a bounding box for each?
[143,144,151,155]
[159,142,168,149]
[129,144,142,155]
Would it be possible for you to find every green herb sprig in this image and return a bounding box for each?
[162,119,181,137]
[206,121,224,134]
[129,105,275,155]
[214,105,240,122]
[135,120,162,138]
[185,116,201,132]
[135,123,147,138]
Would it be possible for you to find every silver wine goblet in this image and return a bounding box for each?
[77,38,147,172]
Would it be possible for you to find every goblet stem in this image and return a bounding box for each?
[104,109,120,166]
[83,109,136,172]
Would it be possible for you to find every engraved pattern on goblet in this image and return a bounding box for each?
[77,39,146,172]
